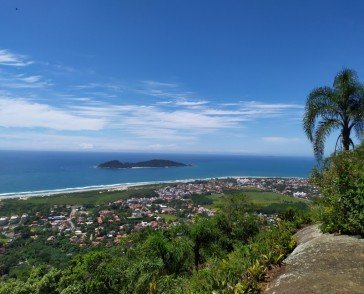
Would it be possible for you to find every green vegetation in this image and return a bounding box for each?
[0,178,315,293]
[206,188,308,214]
[0,193,309,293]
[311,143,364,236]
[189,194,214,206]
[303,68,364,159]
[0,186,308,218]
[157,213,178,222]
[1,67,361,293]
[0,185,160,217]
[303,68,363,236]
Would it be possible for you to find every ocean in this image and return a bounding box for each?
[0,151,315,197]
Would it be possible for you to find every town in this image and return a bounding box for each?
[0,177,317,249]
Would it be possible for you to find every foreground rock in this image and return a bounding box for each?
[265,224,364,294]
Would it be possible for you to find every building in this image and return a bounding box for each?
[20,214,29,224]
[0,217,9,226]
[9,215,20,225]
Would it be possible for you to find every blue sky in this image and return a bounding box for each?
[0,0,363,155]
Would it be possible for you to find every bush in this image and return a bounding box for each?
[279,206,312,226]
[185,221,297,293]
[312,144,364,236]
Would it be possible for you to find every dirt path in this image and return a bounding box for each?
[265,224,364,294]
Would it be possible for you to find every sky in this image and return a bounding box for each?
[0,0,363,156]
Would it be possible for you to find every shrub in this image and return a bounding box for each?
[312,144,364,236]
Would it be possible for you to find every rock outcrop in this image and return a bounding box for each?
[265,224,364,294]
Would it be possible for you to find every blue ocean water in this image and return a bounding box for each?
[0,151,315,196]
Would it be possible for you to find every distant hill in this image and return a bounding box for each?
[98,159,189,169]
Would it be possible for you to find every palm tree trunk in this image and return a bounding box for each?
[342,122,351,151]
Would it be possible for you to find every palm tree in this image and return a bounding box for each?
[303,68,364,159]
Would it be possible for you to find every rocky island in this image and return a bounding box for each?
[98,159,190,169]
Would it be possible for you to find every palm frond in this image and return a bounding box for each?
[313,119,341,159]
[349,83,364,140]
[334,133,342,154]
[333,69,359,96]
[303,86,336,142]
[353,120,364,140]
[334,69,363,117]
[349,138,355,149]
[304,69,364,158]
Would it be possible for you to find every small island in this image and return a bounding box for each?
[98,159,190,169]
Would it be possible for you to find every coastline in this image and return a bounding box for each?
[0,175,306,200]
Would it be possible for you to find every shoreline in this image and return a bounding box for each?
[0,175,307,200]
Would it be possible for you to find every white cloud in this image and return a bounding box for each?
[241,101,303,110]
[0,49,33,67]
[69,99,304,143]
[0,74,51,89]
[0,48,308,154]
[262,136,302,143]
[203,109,249,116]
[73,82,124,93]
[0,132,188,152]
[174,100,209,106]
[73,103,236,131]
[155,101,173,105]
[0,97,105,131]
[79,143,94,149]
[142,81,179,88]
[18,75,42,83]
[155,99,209,107]
[146,143,178,150]
[203,101,303,120]
[138,80,194,100]
[139,88,194,100]
[131,128,196,141]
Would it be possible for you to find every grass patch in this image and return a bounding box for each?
[206,188,309,214]
[157,213,178,222]
[189,194,214,206]
[0,234,8,245]
[245,191,304,206]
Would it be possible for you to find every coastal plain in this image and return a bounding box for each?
[0,178,311,217]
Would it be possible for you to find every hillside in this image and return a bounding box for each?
[265,224,364,293]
